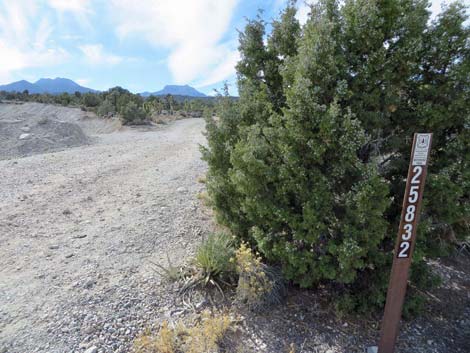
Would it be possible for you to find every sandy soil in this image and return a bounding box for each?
[0,117,211,353]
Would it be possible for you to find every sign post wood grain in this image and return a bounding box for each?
[378,133,432,353]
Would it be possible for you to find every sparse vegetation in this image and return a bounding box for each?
[196,175,206,184]
[0,86,218,125]
[150,253,185,283]
[134,310,234,353]
[234,242,285,311]
[194,233,236,284]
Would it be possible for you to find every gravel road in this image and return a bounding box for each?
[0,118,211,353]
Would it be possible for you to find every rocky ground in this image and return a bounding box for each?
[235,255,470,353]
[0,103,468,353]
[0,116,212,353]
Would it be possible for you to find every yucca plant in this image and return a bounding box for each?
[194,232,236,283]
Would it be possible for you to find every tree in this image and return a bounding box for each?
[22,90,29,100]
[97,99,115,117]
[81,92,101,107]
[164,94,175,113]
[203,0,470,313]
[120,101,147,125]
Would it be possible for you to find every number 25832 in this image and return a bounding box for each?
[397,166,423,258]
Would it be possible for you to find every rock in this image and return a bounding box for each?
[62,209,72,215]
[176,187,187,193]
[65,253,74,258]
[21,126,31,132]
[19,133,31,140]
[82,326,95,335]
[72,234,87,239]
[84,346,98,353]
[83,279,96,289]
[49,245,60,250]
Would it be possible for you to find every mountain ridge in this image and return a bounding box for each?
[140,85,206,98]
[0,78,97,94]
[0,79,208,98]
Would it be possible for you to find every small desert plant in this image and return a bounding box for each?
[178,233,236,299]
[234,242,285,311]
[133,310,234,353]
[194,233,236,283]
[150,253,185,282]
[134,322,176,353]
[185,310,232,353]
[196,191,211,206]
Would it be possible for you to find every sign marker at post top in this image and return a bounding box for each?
[412,134,431,166]
[378,133,432,353]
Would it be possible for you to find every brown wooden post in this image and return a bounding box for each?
[378,133,432,353]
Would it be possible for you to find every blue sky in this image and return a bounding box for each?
[0,0,464,95]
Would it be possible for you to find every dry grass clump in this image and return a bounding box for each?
[196,191,211,206]
[134,310,234,353]
[234,242,285,311]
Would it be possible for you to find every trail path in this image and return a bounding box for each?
[0,118,210,353]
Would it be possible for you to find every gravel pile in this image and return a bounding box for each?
[0,102,120,160]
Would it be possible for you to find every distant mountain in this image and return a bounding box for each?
[141,85,206,98]
[0,78,97,94]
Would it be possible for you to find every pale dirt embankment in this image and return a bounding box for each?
[0,102,122,160]
[0,103,211,352]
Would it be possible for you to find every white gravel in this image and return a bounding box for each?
[0,117,211,353]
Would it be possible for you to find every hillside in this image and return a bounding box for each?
[140,84,206,97]
[0,78,97,94]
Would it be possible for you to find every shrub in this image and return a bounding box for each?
[81,92,101,107]
[120,101,147,125]
[97,98,115,117]
[194,233,236,283]
[234,242,285,311]
[134,310,233,353]
[202,0,470,313]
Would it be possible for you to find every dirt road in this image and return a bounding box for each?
[0,118,210,353]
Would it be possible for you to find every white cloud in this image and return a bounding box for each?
[0,0,69,83]
[46,0,93,30]
[47,0,91,14]
[75,78,90,86]
[195,49,240,88]
[79,44,125,65]
[109,0,240,84]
